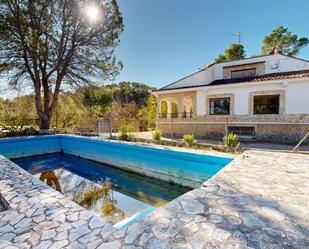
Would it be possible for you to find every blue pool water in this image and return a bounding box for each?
[13,153,191,228]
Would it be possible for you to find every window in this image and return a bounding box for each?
[210,98,230,115]
[231,68,256,78]
[253,95,280,114]
[160,101,168,118]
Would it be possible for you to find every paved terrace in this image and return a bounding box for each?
[0,149,309,248]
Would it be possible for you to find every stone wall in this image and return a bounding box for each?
[157,122,226,139]
[157,114,309,143]
[255,124,309,142]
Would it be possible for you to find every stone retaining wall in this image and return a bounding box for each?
[157,114,309,142]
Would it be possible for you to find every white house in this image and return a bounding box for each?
[152,50,309,142]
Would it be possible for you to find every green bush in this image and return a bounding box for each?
[0,126,39,138]
[223,133,240,149]
[152,130,162,141]
[118,124,135,141]
[183,134,196,146]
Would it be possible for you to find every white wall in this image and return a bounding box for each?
[265,54,309,74]
[196,79,309,115]
[286,80,309,113]
[196,91,206,115]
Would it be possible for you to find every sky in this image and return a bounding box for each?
[114,0,309,88]
[1,0,309,98]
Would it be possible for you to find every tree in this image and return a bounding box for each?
[82,86,113,118]
[0,95,37,128]
[111,100,139,137]
[52,93,89,128]
[137,95,157,130]
[0,0,124,129]
[215,44,246,63]
[215,54,228,64]
[108,81,154,107]
[261,26,309,56]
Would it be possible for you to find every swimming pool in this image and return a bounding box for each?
[0,135,233,228]
[0,135,233,188]
[13,152,190,229]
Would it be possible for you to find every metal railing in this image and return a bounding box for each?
[253,104,279,115]
[158,112,193,119]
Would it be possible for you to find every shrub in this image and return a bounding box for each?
[0,125,39,138]
[223,133,240,149]
[183,134,196,146]
[118,124,135,141]
[152,130,162,141]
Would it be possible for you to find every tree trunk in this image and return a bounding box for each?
[40,117,51,129]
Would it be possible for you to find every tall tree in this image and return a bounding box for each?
[215,43,246,63]
[107,81,154,107]
[137,95,157,130]
[0,95,36,127]
[52,93,89,128]
[81,81,154,120]
[83,86,112,118]
[0,0,124,129]
[261,26,309,56]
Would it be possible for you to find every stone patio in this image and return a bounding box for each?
[0,149,309,248]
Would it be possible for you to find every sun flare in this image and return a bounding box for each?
[86,6,99,22]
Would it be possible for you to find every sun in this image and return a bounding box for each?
[86,6,99,22]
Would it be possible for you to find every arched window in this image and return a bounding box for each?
[160,101,168,118]
[171,103,178,118]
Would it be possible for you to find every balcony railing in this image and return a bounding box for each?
[158,112,193,119]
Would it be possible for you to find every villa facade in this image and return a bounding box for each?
[153,51,309,142]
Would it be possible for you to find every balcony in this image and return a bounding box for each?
[158,112,193,119]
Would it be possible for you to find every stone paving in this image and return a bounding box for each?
[0,155,117,249]
[0,149,309,248]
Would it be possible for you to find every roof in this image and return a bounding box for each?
[208,69,309,86]
[223,61,265,69]
[153,69,309,92]
[155,53,309,92]
[158,63,215,91]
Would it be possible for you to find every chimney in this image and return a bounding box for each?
[269,46,282,55]
[203,63,210,68]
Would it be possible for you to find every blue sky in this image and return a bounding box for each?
[114,0,309,88]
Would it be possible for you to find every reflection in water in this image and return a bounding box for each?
[39,171,61,192]
[38,169,127,224]
[73,181,125,224]
[74,182,112,207]
[14,153,191,227]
